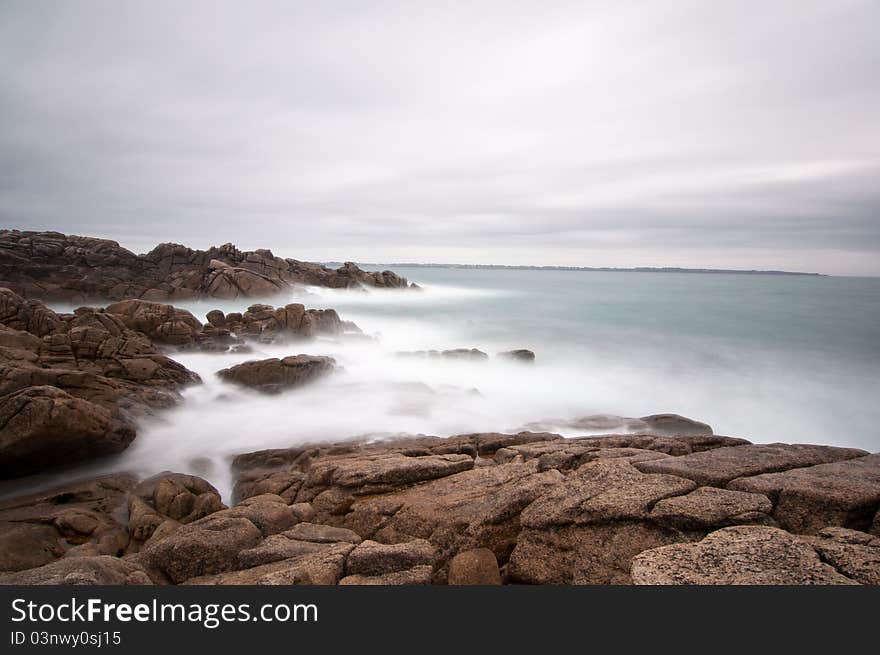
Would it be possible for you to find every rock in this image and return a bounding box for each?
[0,524,65,572]
[804,530,880,584]
[633,443,868,487]
[345,462,563,581]
[306,452,475,493]
[283,522,362,544]
[649,486,774,530]
[0,230,412,302]
[127,472,226,547]
[0,289,201,474]
[0,474,136,571]
[0,556,153,585]
[0,386,135,476]
[216,355,336,393]
[520,414,714,437]
[237,535,335,569]
[498,349,535,362]
[630,526,857,585]
[447,548,502,585]
[345,539,435,576]
[186,544,354,585]
[104,299,202,346]
[339,565,433,585]
[223,494,296,536]
[519,459,697,529]
[637,413,714,436]
[137,514,264,583]
[727,453,880,533]
[509,522,685,584]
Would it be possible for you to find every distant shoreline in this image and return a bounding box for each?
[325,262,825,277]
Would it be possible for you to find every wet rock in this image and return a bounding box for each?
[0,556,153,585]
[630,526,857,585]
[498,349,535,362]
[634,443,867,487]
[216,355,336,393]
[0,386,135,476]
[727,453,880,533]
[637,413,714,436]
[448,548,502,585]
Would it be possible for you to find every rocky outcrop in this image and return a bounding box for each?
[0,289,200,476]
[0,430,877,585]
[103,299,203,346]
[0,230,413,302]
[101,299,358,353]
[216,355,336,393]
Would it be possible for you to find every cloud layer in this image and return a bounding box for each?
[1,0,878,274]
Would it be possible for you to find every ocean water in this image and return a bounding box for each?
[32,269,880,500]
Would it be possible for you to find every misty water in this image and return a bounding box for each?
[31,269,880,501]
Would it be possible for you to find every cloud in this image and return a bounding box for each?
[1,0,879,274]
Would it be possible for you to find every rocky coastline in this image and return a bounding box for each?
[0,231,878,586]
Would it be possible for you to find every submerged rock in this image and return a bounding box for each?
[498,349,535,362]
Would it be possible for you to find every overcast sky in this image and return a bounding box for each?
[1,1,878,275]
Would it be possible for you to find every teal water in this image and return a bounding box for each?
[43,268,879,499]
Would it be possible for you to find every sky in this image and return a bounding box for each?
[1,1,878,275]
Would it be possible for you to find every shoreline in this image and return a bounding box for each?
[0,230,877,586]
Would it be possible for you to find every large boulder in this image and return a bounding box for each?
[216,355,336,393]
[0,386,135,476]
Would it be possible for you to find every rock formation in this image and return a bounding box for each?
[0,288,200,476]
[0,430,877,585]
[0,230,414,303]
[216,355,337,393]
